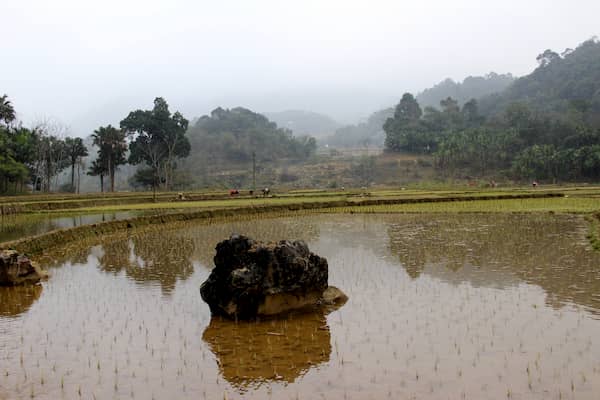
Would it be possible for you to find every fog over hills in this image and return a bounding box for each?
[3,0,599,136]
[263,110,341,139]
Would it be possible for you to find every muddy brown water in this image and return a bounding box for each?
[0,212,137,243]
[1,213,600,399]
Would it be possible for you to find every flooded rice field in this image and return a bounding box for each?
[0,212,137,243]
[1,213,600,399]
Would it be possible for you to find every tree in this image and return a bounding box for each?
[440,97,460,114]
[0,95,16,126]
[384,93,433,153]
[120,98,190,197]
[87,159,106,192]
[461,99,481,126]
[36,135,68,192]
[91,125,127,192]
[65,137,88,192]
[536,49,560,68]
[393,93,422,122]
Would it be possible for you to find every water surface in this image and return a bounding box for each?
[1,213,600,399]
[0,212,137,243]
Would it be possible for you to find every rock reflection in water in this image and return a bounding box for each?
[0,284,42,318]
[2,213,600,399]
[96,233,194,294]
[203,310,333,389]
[203,295,346,390]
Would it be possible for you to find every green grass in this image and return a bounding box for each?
[3,185,600,215]
[322,197,600,214]
[52,195,351,213]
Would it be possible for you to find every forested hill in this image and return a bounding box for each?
[327,72,513,148]
[383,37,600,182]
[480,38,600,126]
[324,107,393,148]
[186,107,317,164]
[263,110,340,139]
[416,73,515,108]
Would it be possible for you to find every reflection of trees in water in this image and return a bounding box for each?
[0,284,43,318]
[202,310,332,390]
[0,214,62,243]
[0,212,132,243]
[97,233,195,294]
[387,213,600,314]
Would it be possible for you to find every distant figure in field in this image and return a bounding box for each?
[229,189,240,196]
[262,187,270,197]
[532,181,538,188]
[249,189,254,196]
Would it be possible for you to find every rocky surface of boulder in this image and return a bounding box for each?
[0,250,48,286]
[200,234,346,319]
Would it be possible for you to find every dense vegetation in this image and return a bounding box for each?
[187,107,316,164]
[181,107,317,188]
[0,96,190,194]
[416,73,515,109]
[3,38,599,193]
[329,73,514,148]
[384,38,600,182]
[0,95,76,193]
[121,97,190,193]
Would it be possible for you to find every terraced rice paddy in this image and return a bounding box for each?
[0,212,136,243]
[1,213,600,399]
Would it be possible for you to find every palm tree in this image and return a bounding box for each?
[65,137,88,192]
[87,159,106,193]
[0,95,16,125]
[91,125,127,192]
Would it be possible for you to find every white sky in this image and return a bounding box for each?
[2,0,599,133]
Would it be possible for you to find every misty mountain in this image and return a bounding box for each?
[416,72,515,108]
[382,38,600,182]
[480,38,600,126]
[185,107,316,164]
[325,72,513,148]
[263,110,341,139]
[323,108,393,148]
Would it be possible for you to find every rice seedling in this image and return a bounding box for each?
[2,212,600,399]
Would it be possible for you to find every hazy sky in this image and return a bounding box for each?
[2,0,599,133]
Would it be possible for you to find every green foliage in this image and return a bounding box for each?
[186,107,317,164]
[417,73,515,108]
[89,125,127,192]
[385,38,600,183]
[330,73,514,149]
[0,95,16,125]
[120,97,190,192]
[436,128,519,175]
[480,38,600,127]
[65,137,88,192]
[35,135,70,192]
[0,95,35,193]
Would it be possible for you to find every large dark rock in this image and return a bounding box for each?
[200,234,346,319]
[0,250,48,286]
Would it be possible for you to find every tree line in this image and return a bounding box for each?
[0,96,190,195]
[384,38,600,182]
